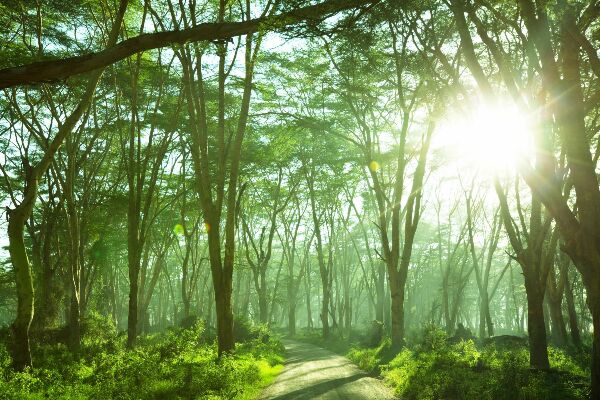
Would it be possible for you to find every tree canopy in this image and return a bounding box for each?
[0,0,599,398]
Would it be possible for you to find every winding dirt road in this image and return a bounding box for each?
[260,340,397,400]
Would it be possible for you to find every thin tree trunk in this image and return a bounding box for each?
[564,272,581,346]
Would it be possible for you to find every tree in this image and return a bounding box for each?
[444,0,599,377]
[242,167,295,324]
[4,0,127,369]
[122,39,178,347]
[279,195,310,336]
[464,187,507,338]
[324,16,437,347]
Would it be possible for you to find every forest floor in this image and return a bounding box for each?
[259,340,397,400]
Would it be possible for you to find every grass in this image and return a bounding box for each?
[237,360,284,400]
[0,315,285,400]
[342,325,591,400]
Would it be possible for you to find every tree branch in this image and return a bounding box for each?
[0,0,378,88]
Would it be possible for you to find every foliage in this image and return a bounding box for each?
[374,328,591,400]
[0,321,284,399]
[0,0,598,396]
[233,317,271,344]
[298,324,592,400]
[347,337,392,374]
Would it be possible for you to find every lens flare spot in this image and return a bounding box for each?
[204,222,211,233]
[173,224,185,236]
[369,160,380,172]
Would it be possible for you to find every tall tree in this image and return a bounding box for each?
[4,0,127,369]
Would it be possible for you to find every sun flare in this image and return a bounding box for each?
[438,100,534,174]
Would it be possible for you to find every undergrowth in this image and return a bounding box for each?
[0,314,284,400]
[346,325,590,400]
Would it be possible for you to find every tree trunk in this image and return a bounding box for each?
[564,273,581,346]
[478,304,486,339]
[442,274,451,332]
[258,271,268,324]
[524,278,550,370]
[288,305,296,336]
[138,308,148,334]
[69,292,81,352]
[484,297,494,337]
[321,282,330,338]
[375,262,385,322]
[8,203,35,370]
[478,291,493,338]
[547,294,567,346]
[344,289,351,338]
[66,147,81,352]
[388,272,405,349]
[287,271,299,336]
[181,244,192,320]
[589,295,600,399]
[32,209,58,331]
[126,214,140,348]
[305,268,313,329]
[213,275,234,353]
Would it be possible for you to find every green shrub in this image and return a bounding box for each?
[379,334,590,400]
[0,320,285,399]
[420,324,448,352]
[347,337,392,373]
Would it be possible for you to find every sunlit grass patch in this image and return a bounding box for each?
[380,339,590,399]
[0,320,286,400]
[256,359,284,385]
[234,358,284,400]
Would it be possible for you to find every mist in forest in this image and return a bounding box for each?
[0,0,598,399]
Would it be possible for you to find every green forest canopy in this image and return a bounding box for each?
[0,0,599,398]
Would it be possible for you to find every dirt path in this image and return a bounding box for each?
[260,340,397,400]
